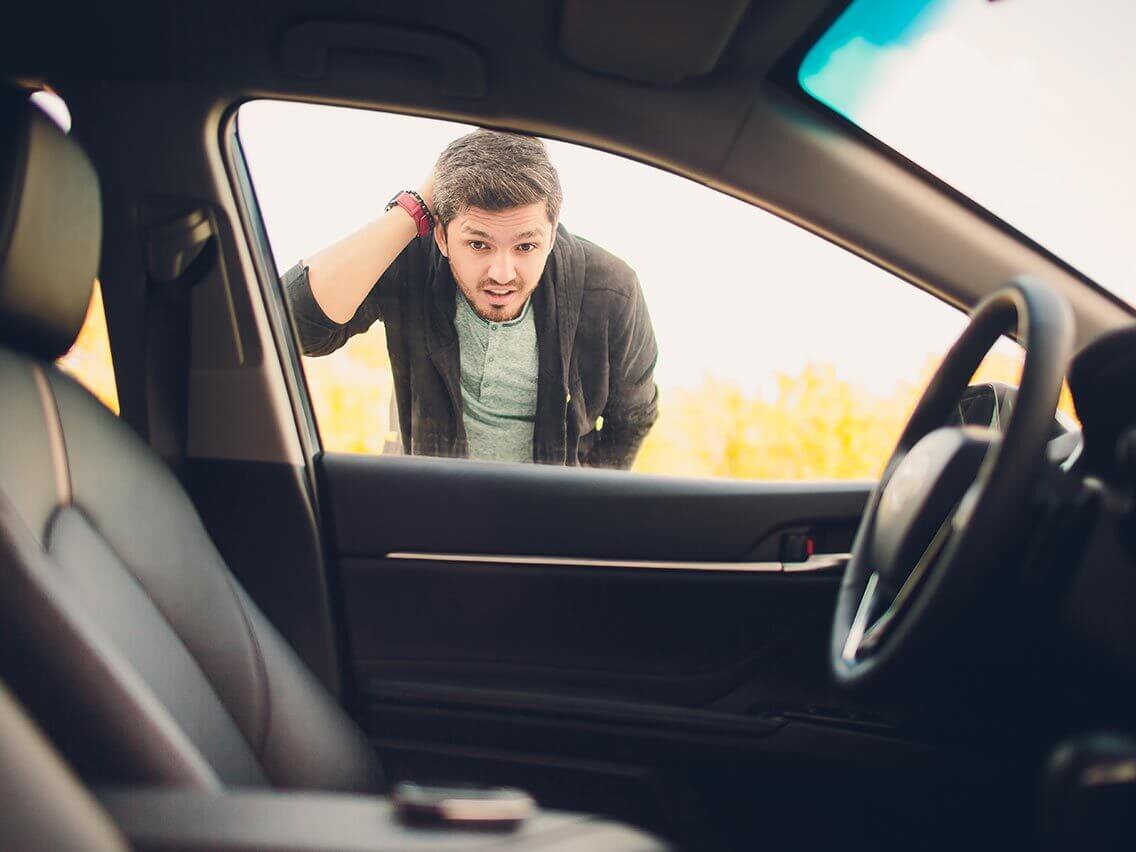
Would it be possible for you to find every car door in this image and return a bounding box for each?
[221,101,1020,849]
[322,456,871,840]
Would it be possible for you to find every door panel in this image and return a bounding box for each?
[324,454,868,716]
[321,452,886,734]
[322,451,873,697]
[343,556,841,706]
[318,453,1010,849]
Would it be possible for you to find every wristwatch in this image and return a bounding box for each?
[385,190,434,238]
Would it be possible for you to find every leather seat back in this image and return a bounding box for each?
[0,682,128,851]
[0,87,382,793]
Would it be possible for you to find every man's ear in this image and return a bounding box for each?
[434,222,448,258]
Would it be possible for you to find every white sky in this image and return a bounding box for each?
[238,101,975,397]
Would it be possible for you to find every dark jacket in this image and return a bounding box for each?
[283,225,658,468]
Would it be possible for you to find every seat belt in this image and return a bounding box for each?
[142,207,216,476]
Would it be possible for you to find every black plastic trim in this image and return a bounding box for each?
[217,103,361,703]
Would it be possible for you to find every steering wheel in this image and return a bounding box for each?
[831,277,1074,688]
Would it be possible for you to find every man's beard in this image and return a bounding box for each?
[454,266,533,322]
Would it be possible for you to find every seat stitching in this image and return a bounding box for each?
[1,491,222,789]
[31,364,71,506]
[221,571,273,762]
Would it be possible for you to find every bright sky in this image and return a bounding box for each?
[238,101,974,397]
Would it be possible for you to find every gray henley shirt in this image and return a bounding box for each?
[454,293,539,462]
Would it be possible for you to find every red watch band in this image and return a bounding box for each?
[387,191,434,238]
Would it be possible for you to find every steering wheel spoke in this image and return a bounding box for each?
[857,505,957,658]
[841,572,881,664]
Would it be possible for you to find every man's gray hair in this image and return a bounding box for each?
[432,129,563,231]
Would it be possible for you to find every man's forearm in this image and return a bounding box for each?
[581,419,652,470]
[307,181,433,324]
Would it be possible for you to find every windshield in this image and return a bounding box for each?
[799,0,1136,308]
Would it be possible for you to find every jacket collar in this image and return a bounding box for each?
[548,223,585,382]
[426,245,459,353]
[422,245,463,451]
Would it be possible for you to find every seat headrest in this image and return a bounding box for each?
[0,87,100,361]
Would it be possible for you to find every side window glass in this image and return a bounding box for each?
[56,281,120,414]
[237,101,1073,481]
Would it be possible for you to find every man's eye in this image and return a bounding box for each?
[517,243,537,253]
[468,241,488,251]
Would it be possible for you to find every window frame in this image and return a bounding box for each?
[222,96,1024,482]
[223,103,326,467]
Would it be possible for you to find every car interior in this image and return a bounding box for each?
[2,1,1136,850]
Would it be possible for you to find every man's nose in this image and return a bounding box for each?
[487,251,516,284]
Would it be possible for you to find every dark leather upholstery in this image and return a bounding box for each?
[0,683,128,852]
[0,90,383,793]
[0,87,100,361]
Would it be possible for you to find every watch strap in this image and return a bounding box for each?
[385,190,434,238]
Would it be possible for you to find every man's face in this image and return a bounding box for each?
[436,202,556,322]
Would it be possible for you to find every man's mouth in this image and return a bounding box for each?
[482,286,519,306]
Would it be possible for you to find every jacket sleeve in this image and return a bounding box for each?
[582,275,659,470]
[281,255,399,357]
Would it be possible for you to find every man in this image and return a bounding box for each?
[283,129,658,469]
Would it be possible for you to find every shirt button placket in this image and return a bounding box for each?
[484,324,498,393]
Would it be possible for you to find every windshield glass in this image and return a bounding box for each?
[799,0,1136,307]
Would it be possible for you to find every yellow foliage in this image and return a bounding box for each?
[54,287,1080,481]
[633,364,919,480]
[56,281,119,414]
[633,348,1078,481]
[302,325,396,455]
